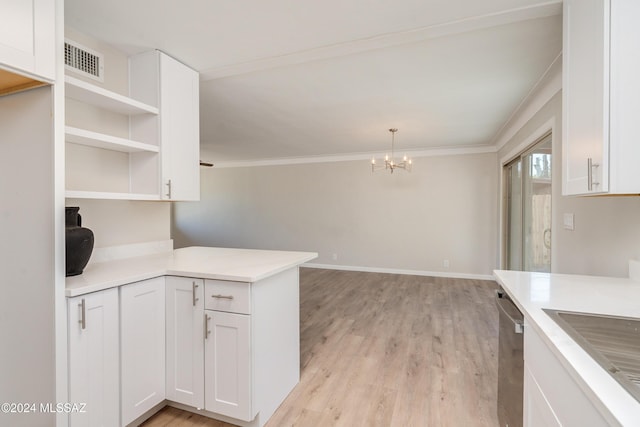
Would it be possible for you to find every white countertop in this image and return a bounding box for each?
[66,246,318,297]
[493,270,640,426]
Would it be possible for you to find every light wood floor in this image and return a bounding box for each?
[143,268,500,427]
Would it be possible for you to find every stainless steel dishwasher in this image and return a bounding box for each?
[496,288,524,427]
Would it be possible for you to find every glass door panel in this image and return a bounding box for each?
[504,134,552,272]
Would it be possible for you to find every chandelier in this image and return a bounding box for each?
[371,128,412,173]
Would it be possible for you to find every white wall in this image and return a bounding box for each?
[178,77,640,279]
[66,198,170,248]
[0,86,56,426]
[498,91,640,278]
[172,153,499,278]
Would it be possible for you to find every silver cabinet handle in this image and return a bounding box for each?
[211,294,234,300]
[587,158,600,191]
[204,314,211,339]
[165,179,172,199]
[79,298,86,330]
[192,281,199,307]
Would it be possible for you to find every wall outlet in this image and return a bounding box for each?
[332,253,338,261]
[443,259,450,269]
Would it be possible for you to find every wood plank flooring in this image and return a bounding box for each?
[142,268,500,427]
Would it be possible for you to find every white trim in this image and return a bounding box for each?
[499,118,556,166]
[54,0,68,423]
[497,118,557,270]
[209,145,497,169]
[302,262,495,281]
[493,52,562,151]
[200,2,562,80]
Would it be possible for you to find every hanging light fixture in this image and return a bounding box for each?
[371,128,412,173]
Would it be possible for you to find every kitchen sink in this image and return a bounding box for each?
[544,309,640,403]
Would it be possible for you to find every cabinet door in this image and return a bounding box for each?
[120,277,166,426]
[204,311,252,421]
[608,0,640,193]
[523,366,561,427]
[0,0,55,81]
[160,53,200,201]
[562,0,609,195]
[524,326,612,425]
[68,288,119,427]
[166,277,205,408]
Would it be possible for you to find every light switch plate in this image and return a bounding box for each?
[563,213,575,230]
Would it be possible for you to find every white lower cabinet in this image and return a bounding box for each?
[67,267,300,426]
[68,288,120,427]
[204,310,252,421]
[165,276,205,409]
[524,324,612,426]
[523,365,561,427]
[120,277,166,426]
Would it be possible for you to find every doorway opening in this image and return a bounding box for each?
[503,133,552,272]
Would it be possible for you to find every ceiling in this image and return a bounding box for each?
[65,0,563,164]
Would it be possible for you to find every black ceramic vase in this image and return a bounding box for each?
[65,207,94,277]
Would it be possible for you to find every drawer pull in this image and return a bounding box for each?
[211,294,234,300]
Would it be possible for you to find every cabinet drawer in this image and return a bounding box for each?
[205,280,250,314]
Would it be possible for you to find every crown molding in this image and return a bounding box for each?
[200,1,562,81]
[207,145,497,169]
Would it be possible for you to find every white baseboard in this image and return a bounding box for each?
[302,263,495,281]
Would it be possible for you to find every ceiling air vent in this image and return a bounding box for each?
[64,40,104,82]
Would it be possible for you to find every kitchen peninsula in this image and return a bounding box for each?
[66,245,317,427]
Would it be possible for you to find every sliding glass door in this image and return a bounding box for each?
[504,134,552,272]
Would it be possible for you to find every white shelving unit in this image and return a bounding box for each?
[65,71,161,200]
[65,190,161,201]
[65,75,158,115]
[65,126,159,153]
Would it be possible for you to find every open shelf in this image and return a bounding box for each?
[65,126,159,153]
[65,75,158,115]
[66,190,161,201]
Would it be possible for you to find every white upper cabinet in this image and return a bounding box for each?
[608,0,640,194]
[0,0,55,82]
[131,51,200,201]
[159,53,200,201]
[563,0,640,195]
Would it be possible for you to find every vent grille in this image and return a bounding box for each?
[64,40,104,82]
